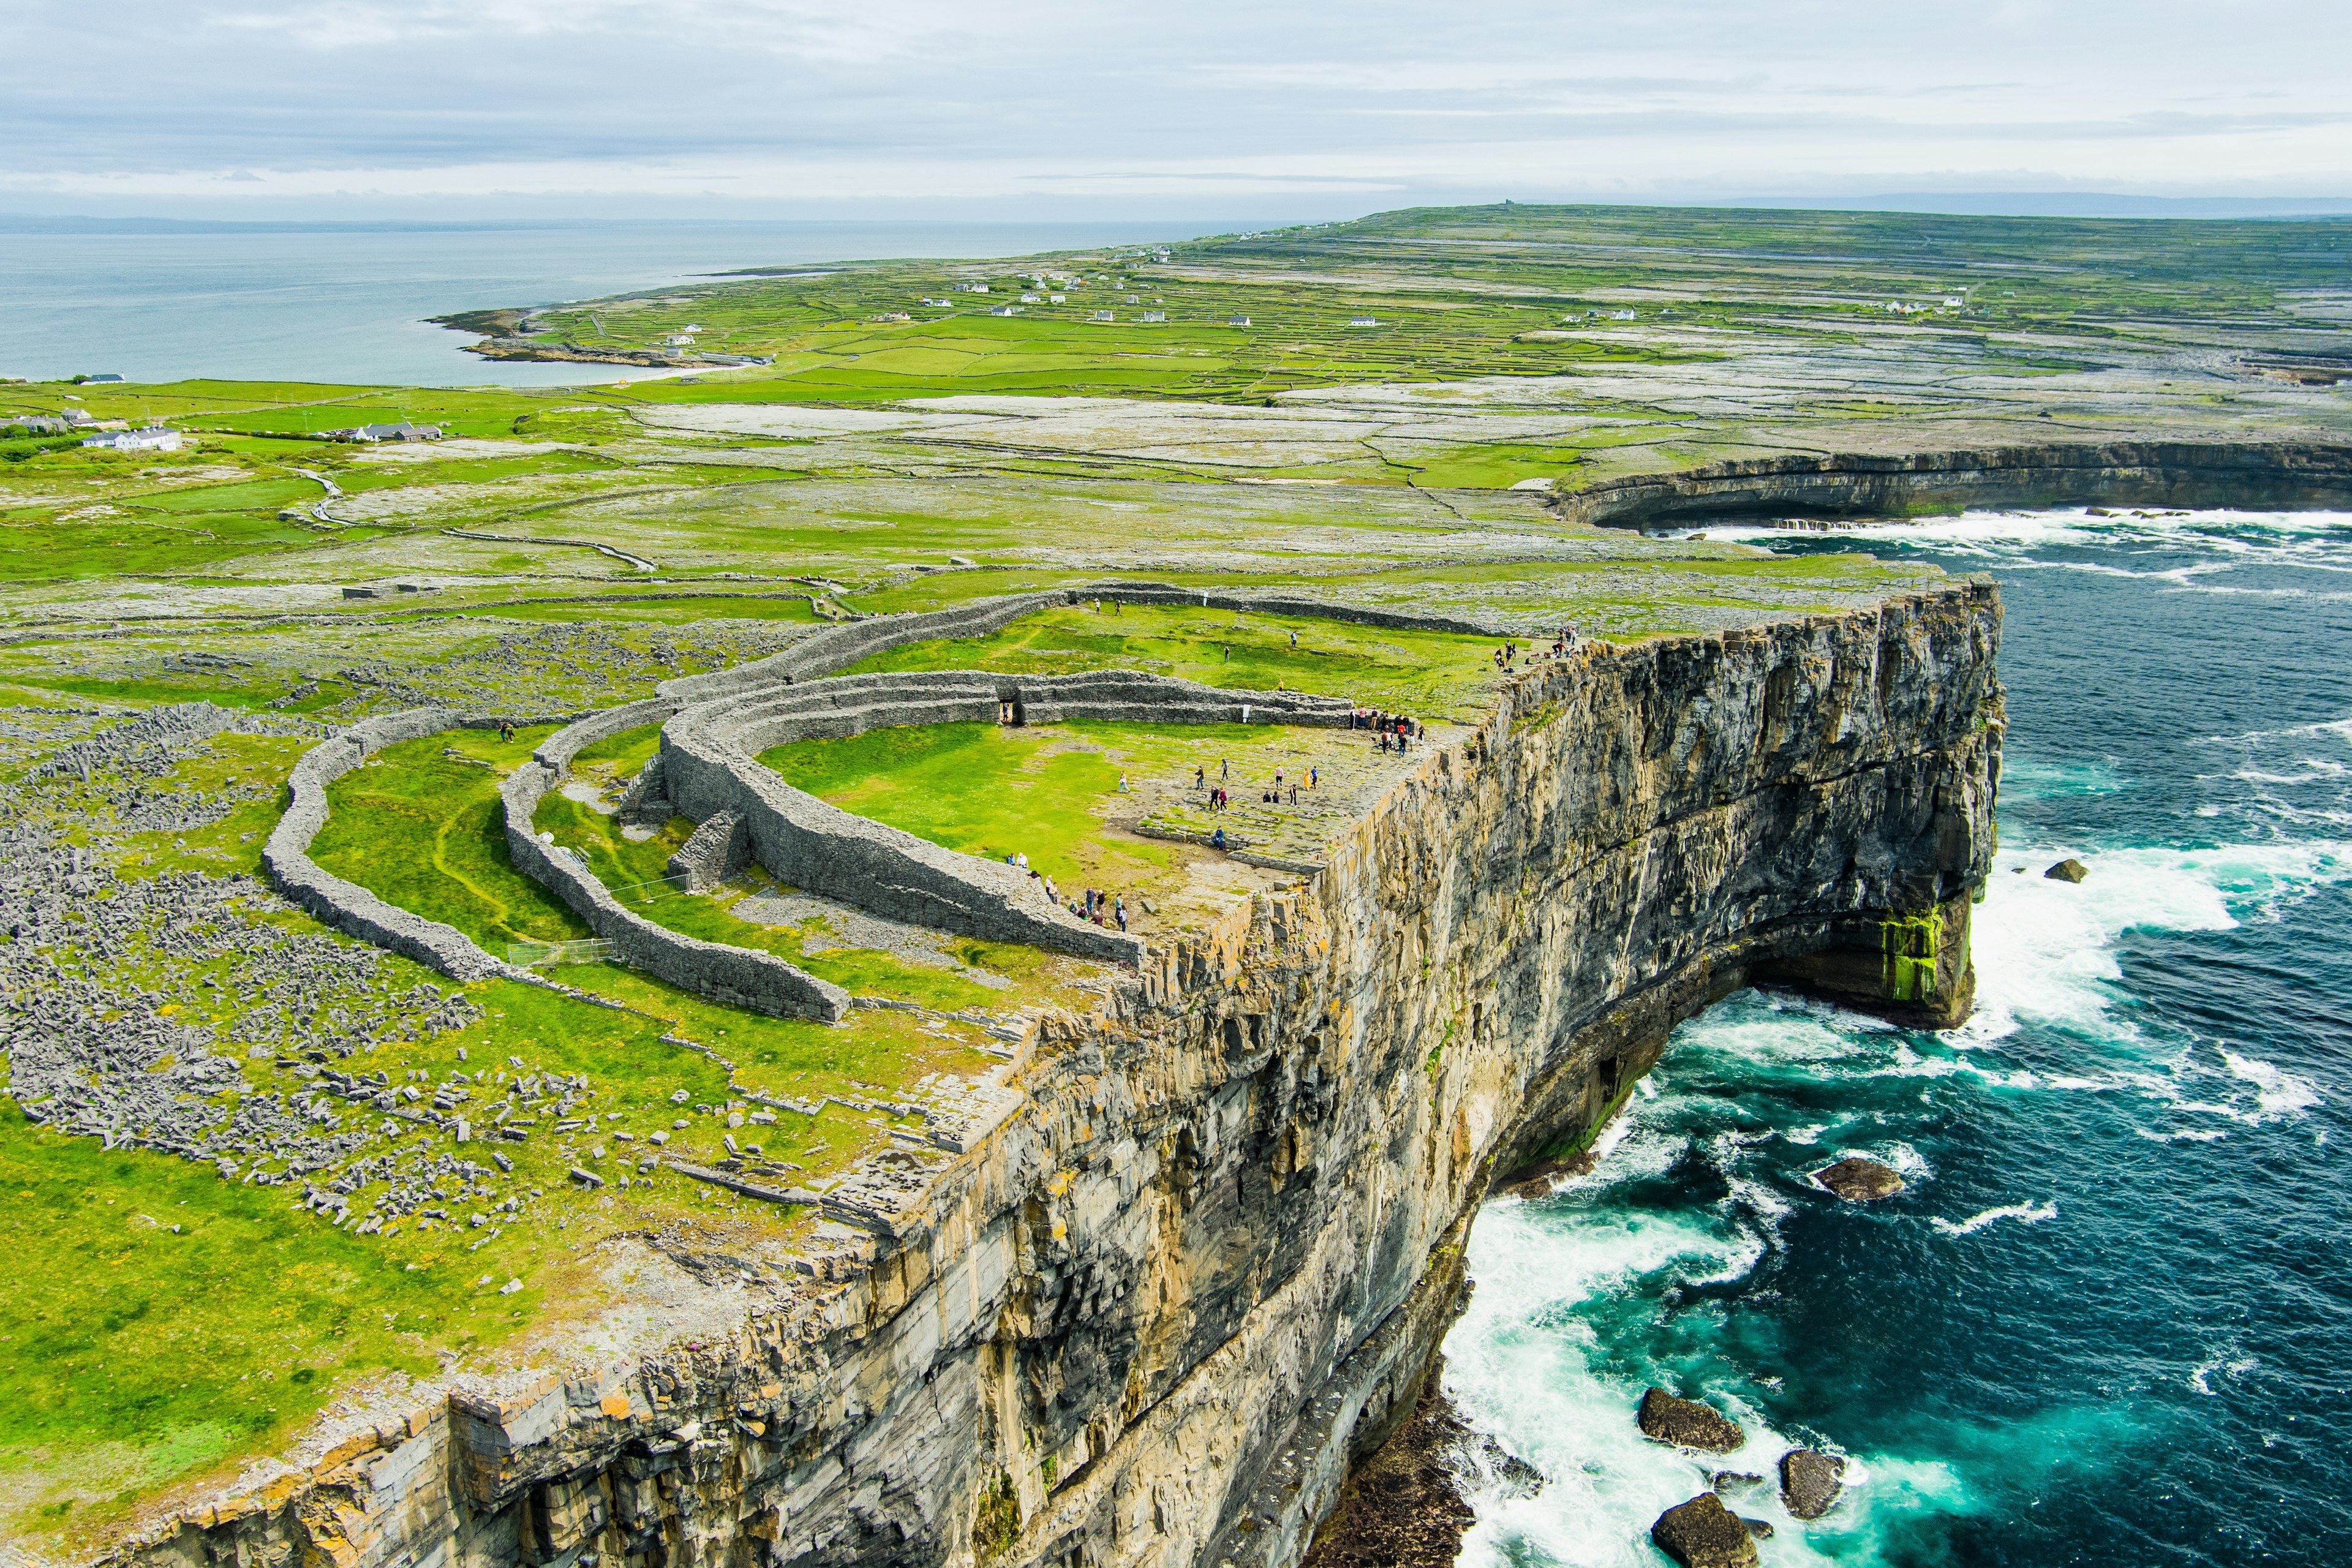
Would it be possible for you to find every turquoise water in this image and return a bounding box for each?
[0,219,1227,386]
[1447,508,2352,1564]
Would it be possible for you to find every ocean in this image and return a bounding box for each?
[0,219,1229,387]
[1446,508,2352,1565]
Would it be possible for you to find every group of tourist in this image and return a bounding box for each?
[1193,756,1319,812]
[1069,885,1128,931]
[1354,708,1417,754]
[1005,850,1128,931]
[1490,627,1580,671]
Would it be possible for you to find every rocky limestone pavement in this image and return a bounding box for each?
[1649,1493,1759,1568]
[1638,1388,1747,1453]
[1779,1447,1849,1520]
[1812,1156,1906,1201]
[112,584,2002,1568]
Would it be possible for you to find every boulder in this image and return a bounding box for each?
[1638,1388,1746,1452]
[1779,1447,1848,1519]
[2045,858,2089,883]
[1740,1517,1775,1539]
[1813,1156,1905,1201]
[1710,1471,1764,1494]
[1649,1493,1759,1568]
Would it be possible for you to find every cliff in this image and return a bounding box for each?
[1558,440,2352,530]
[121,584,2002,1568]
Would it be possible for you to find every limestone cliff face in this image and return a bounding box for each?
[1559,440,2352,530]
[127,585,2001,1568]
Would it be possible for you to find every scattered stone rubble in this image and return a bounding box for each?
[0,822,481,1204]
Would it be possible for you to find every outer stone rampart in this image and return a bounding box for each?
[262,707,570,982]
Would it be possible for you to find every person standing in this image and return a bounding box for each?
[1114,896,1127,932]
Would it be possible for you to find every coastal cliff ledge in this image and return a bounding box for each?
[1557,440,2352,530]
[121,584,2001,1568]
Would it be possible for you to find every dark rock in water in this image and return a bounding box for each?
[1813,1156,1905,1201]
[1650,1493,1760,1568]
[1477,1435,1546,1498]
[1639,1387,1746,1452]
[2045,857,2089,883]
[1780,1447,1849,1519]
[1740,1516,1776,1539]
[1711,1471,1765,1494]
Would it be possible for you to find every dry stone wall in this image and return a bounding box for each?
[497,761,850,1022]
[167,584,2004,1568]
[262,707,575,983]
[659,670,1352,965]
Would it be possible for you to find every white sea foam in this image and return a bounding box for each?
[2220,1051,2322,1118]
[1969,839,2350,1042]
[2188,1353,2259,1396]
[1929,1200,2058,1237]
[1451,1197,1962,1567]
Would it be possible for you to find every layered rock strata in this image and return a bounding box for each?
[148,583,2000,1568]
[1559,440,2352,530]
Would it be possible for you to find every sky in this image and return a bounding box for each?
[4,0,2349,219]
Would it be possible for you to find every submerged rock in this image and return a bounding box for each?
[1638,1388,1746,1452]
[1711,1470,1765,1494]
[1780,1447,1849,1518]
[1740,1516,1776,1539]
[2045,857,2089,883]
[1650,1493,1760,1568]
[1813,1156,1905,1201]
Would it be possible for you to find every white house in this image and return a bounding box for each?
[989,304,1019,317]
[323,421,443,443]
[1090,311,1115,323]
[82,427,182,452]
[1049,293,1067,304]
[1349,315,1378,327]
[1142,311,1167,323]
[1227,314,1251,327]
[1020,293,1040,304]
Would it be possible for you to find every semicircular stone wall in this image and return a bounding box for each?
[271,582,1496,1019]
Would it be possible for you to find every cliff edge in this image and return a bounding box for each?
[121,584,2001,1568]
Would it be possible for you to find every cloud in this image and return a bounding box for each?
[1,0,2348,208]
